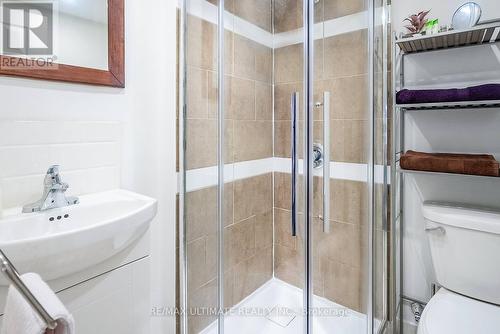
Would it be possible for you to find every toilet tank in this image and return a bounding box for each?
[423,203,500,305]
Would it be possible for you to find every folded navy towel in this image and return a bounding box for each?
[396,84,500,104]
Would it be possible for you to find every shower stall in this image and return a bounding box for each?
[179,0,391,333]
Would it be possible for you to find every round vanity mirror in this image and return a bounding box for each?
[452,2,482,30]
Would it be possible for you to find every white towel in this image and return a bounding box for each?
[0,273,75,334]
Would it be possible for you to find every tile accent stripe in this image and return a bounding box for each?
[181,0,372,49]
[179,157,389,192]
[184,0,274,48]
[273,11,370,48]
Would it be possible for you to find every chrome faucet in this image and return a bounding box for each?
[22,165,79,213]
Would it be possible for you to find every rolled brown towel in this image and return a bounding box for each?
[400,150,500,177]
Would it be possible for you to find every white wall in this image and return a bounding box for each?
[0,121,122,210]
[392,0,500,328]
[0,0,177,333]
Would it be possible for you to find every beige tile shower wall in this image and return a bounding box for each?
[207,0,272,32]
[185,174,273,333]
[185,14,273,170]
[273,172,368,312]
[273,0,370,314]
[273,0,366,33]
[184,3,273,331]
[274,29,369,164]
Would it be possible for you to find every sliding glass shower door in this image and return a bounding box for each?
[308,0,389,332]
[179,1,389,333]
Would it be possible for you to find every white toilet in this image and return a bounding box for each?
[418,203,500,334]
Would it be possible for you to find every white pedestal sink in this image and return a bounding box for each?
[0,189,157,284]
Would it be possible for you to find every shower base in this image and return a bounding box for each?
[200,278,376,334]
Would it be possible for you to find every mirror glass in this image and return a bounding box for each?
[0,0,109,70]
[452,2,482,30]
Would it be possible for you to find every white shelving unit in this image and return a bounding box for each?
[395,166,500,180]
[396,100,500,111]
[395,22,500,54]
[391,23,500,332]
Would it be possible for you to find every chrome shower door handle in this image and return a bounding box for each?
[323,92,330,233]
[291,92,299,237]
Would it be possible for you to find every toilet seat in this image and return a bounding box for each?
[418,288,500,334]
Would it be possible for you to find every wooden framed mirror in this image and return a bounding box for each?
[0,0,124,87]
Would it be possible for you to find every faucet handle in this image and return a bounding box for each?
[44,165,63,186]
[47,165,60,175]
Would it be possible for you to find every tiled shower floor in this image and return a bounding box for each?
[200,278,377,334]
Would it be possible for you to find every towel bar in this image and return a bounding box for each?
[0,249,58,330]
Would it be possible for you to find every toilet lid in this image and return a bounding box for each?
[420,288,500,334]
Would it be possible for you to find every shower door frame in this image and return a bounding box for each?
[303,1,314,333]
[178,1,385,333]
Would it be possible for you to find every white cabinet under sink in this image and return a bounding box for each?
[0,236,152,334]
[58,257,150,334]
